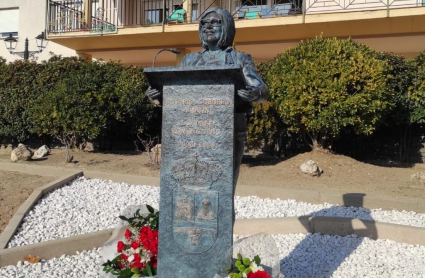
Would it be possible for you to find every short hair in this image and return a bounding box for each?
[198,7,236,50]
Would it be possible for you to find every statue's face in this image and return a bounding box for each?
[200,12,222,48]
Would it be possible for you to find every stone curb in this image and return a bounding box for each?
[1,217,425,268]
[0,228,114,268]
[0,171,83,250]
[0,160,82,177]
[1,161,423,213]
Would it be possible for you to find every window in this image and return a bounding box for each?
[145,9,166,24]
[0,9,19,38]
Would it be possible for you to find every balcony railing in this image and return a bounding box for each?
[48,0,118,34]
[47,0,424,34]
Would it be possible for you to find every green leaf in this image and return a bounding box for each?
[145,263,153,276]
[146,205,155,213]
[254,255,261,265]
[237,253,242,261]
[131,267,140,274]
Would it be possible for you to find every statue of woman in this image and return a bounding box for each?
[146,7,269,199]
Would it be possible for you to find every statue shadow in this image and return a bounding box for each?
[280,193,377,278]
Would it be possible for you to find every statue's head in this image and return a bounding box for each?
[198,7,235,50]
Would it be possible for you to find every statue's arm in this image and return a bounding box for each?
[240,54,269,103]
[180,55,189,67]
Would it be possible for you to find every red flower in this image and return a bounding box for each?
[117,241,125,252]
[131,241,140,250]
[117,263,124,269]
[124,229,132,240]
[130,261,144,268]
[140,226,148,235]
[120,253,128,261]
[139,226,158,255]
[247,271,271,278]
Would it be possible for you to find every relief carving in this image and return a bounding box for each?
[172,153,222,189]
[174,227,217,247]
[175,195,194,220]
[197,197,216,220]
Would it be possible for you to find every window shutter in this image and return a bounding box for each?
[0,9,19,33]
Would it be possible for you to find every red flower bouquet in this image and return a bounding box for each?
[102,205,159,277]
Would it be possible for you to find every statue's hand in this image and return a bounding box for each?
[237,86,260,102]
[145,86,161,101]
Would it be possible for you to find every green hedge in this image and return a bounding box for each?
[0,56,159,151]
[247,38,425,156]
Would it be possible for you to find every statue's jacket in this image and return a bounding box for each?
[180,47,269,115]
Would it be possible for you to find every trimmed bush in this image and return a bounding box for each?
[268,37,392,150]
[0,55,158,158]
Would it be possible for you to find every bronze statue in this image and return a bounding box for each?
[146,7,269,199]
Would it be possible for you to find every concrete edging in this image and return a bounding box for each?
[0,171,83,250]
[1,216,425,268]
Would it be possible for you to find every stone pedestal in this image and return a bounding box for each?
[144,66,246,278]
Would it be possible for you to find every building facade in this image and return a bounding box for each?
[1,0,425,65]
[0,0,76,63]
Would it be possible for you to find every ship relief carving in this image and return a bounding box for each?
[173,190,218,253]
[172,153,222,190]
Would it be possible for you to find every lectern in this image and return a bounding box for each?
[144,65,247,278]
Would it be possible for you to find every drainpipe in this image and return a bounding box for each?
[302,0,306,24]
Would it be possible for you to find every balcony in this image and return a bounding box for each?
[45,0,425,66]
[47,0,424,35]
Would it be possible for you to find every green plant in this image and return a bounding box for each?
[375,52,415,161]
[0,59,41,143]
[268,37,392,150]
[411,51,425,125]
[247,58,287,156]
[29,59,106,162]
[118,205,159,230]
[226,253,269,278]
[247,101,285,156]
[103,205,159,277]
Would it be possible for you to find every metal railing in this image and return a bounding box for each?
[47,0,424,34]
[47,0,118,34]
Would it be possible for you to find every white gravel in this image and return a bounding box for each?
[6,177,425,248]
[2,234,425,278]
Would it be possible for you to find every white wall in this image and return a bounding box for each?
[0,0,76,63]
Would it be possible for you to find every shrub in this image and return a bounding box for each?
[375,52,415,160]
[268,37,392,150]
[0,59,41,143]
[29,59,107,162]
[247,59,287,156]
[27,56,157,160]
[411,51,425,125]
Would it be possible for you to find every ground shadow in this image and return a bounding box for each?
[280,193,377,277]
[241,154,286,167]
[356,158,416,169]
[28,157,48,162]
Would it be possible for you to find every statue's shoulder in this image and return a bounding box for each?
[235,51,251,59]
[234,51,254,65]
[181,52,203,66]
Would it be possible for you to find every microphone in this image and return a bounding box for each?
[152,48,181,67]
